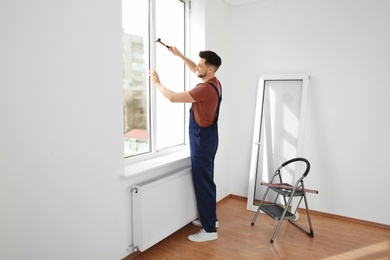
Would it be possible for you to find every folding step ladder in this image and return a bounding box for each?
[251,157,319,243]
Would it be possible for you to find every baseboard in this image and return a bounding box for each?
[218,194,246,204]
[224,194,390,230]
[307,209,390,230]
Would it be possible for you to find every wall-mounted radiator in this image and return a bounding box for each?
[129,167,197,252]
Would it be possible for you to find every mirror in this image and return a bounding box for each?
[247,74,309,212]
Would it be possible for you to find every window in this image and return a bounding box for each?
[122,0,188,159]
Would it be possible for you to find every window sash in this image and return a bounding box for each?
[122,0,188,160]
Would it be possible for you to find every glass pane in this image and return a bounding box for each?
[122,0,150,157]
[254,80,303,203]
[155,0,186,150]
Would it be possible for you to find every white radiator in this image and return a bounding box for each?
[129,167,197,252]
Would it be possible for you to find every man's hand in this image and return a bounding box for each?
[149,69,195,103]
[149,69,161,86]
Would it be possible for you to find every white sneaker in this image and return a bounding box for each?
[191,219,219,228]
[188,229,218,242]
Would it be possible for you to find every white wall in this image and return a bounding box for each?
[0,0,131,259]
[227,0,390,225]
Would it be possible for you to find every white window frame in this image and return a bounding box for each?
[122,0,191,178]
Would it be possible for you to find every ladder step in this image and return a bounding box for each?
[260,204,295,220]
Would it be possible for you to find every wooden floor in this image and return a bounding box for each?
[124,196,390,260]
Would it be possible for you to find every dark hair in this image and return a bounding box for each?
[199,50,222,71]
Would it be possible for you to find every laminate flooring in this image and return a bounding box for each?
[124,196,390,260]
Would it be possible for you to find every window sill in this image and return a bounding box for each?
[121,149,191,179]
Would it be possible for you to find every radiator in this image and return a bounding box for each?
[129,167,197,252]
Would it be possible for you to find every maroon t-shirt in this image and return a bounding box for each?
[189,77,221,127]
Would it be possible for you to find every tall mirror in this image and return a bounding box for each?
[247,74,309,212]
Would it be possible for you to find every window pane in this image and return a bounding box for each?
[155,0,186,150]
[122,0,150,157]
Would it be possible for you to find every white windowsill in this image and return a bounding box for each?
[121,149,191,179]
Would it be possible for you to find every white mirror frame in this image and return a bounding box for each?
[247,73,310,212]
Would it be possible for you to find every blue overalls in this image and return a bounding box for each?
[189,81,222,233]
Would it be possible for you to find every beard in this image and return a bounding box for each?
[197,71,206,78]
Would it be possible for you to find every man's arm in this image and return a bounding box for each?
[150,69,195,103]
[169,46,197,74]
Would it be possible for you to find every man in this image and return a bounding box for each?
[149,46,222,242]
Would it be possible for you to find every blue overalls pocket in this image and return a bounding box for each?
[191,127,202,147]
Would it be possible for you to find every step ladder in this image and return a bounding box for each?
[251,157,319,243]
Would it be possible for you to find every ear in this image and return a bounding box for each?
[208,65,216,73]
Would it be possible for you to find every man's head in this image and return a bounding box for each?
[199,51,222,71]
[196,51,222,79]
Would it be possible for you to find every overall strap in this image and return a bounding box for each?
[208,81,222,123]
